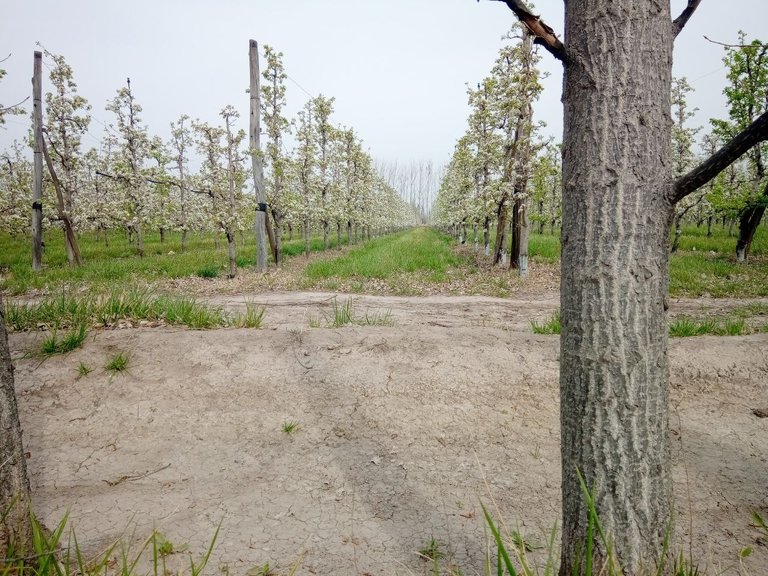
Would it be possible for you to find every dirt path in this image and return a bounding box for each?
[10,292,768,575]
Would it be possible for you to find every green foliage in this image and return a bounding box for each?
[305,228,460,281]
[2,505,221,576]
[527,234,561,262]
[666,315,757,337]
[197,265,220,279]
[3,289,263,332]
[707,32,768,244]
[0,229,366,295]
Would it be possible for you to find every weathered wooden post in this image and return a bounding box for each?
[249,39,269,271]
[31,51,43,271]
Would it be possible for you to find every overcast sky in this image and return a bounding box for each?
[1,1,767,168]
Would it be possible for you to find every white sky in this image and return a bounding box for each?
[1,1,767,168]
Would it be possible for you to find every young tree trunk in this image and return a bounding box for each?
[510,197,522,269]
[559,2,674,572]
[735,184,767,261]
[483,216,490,256]
[272,210,283,266]
[706,215,713,237]
[303,219,310,256]
[225,228,237,279]
[518,201,529,277]
[42,138,82,266]
[136,222,144,258]
[346,220,352,244]
[336,222,342,249]
[0,295,34,555]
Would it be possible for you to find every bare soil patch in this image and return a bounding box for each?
[10,292,768,575]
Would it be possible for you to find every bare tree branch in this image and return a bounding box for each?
[0,97,30,115]
[488,0,567,63]
[672,0,703,39]
[704,35,768,49]
[670,110,768,204]
[95,170,213,198]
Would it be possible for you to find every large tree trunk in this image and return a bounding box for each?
[0,295,34,555]
[559,2,674,573]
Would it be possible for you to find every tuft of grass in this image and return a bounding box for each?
[40,324,88,356]
[310,297,394,328]
[328,297,354,327]
[197,265,220,279]
[417,537,444,562]
[76,361,93,378]
[232,303,266,329]
[105,351,130,373]
[3,289,241,332]
[531,311,561,335]
[282,420,300,435]
[479,469,711,576]
[361,308,395,326]
[669,316,750,337]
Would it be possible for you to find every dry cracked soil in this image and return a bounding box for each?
[9,291,768,575]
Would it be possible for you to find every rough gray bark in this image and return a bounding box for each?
[31,51,43,272]
[559,2,674,573]
[0,295,33,554]
[249,40,268,272]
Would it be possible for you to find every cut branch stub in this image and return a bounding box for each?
[672,0,703,38]
[493,0,567,62]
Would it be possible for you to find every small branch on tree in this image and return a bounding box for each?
[1,97,30,114]
[671,110,768,204]
[672,0,703,38]
[487,0,567,63]
[95,169,213,197]
[703,35,768,49]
